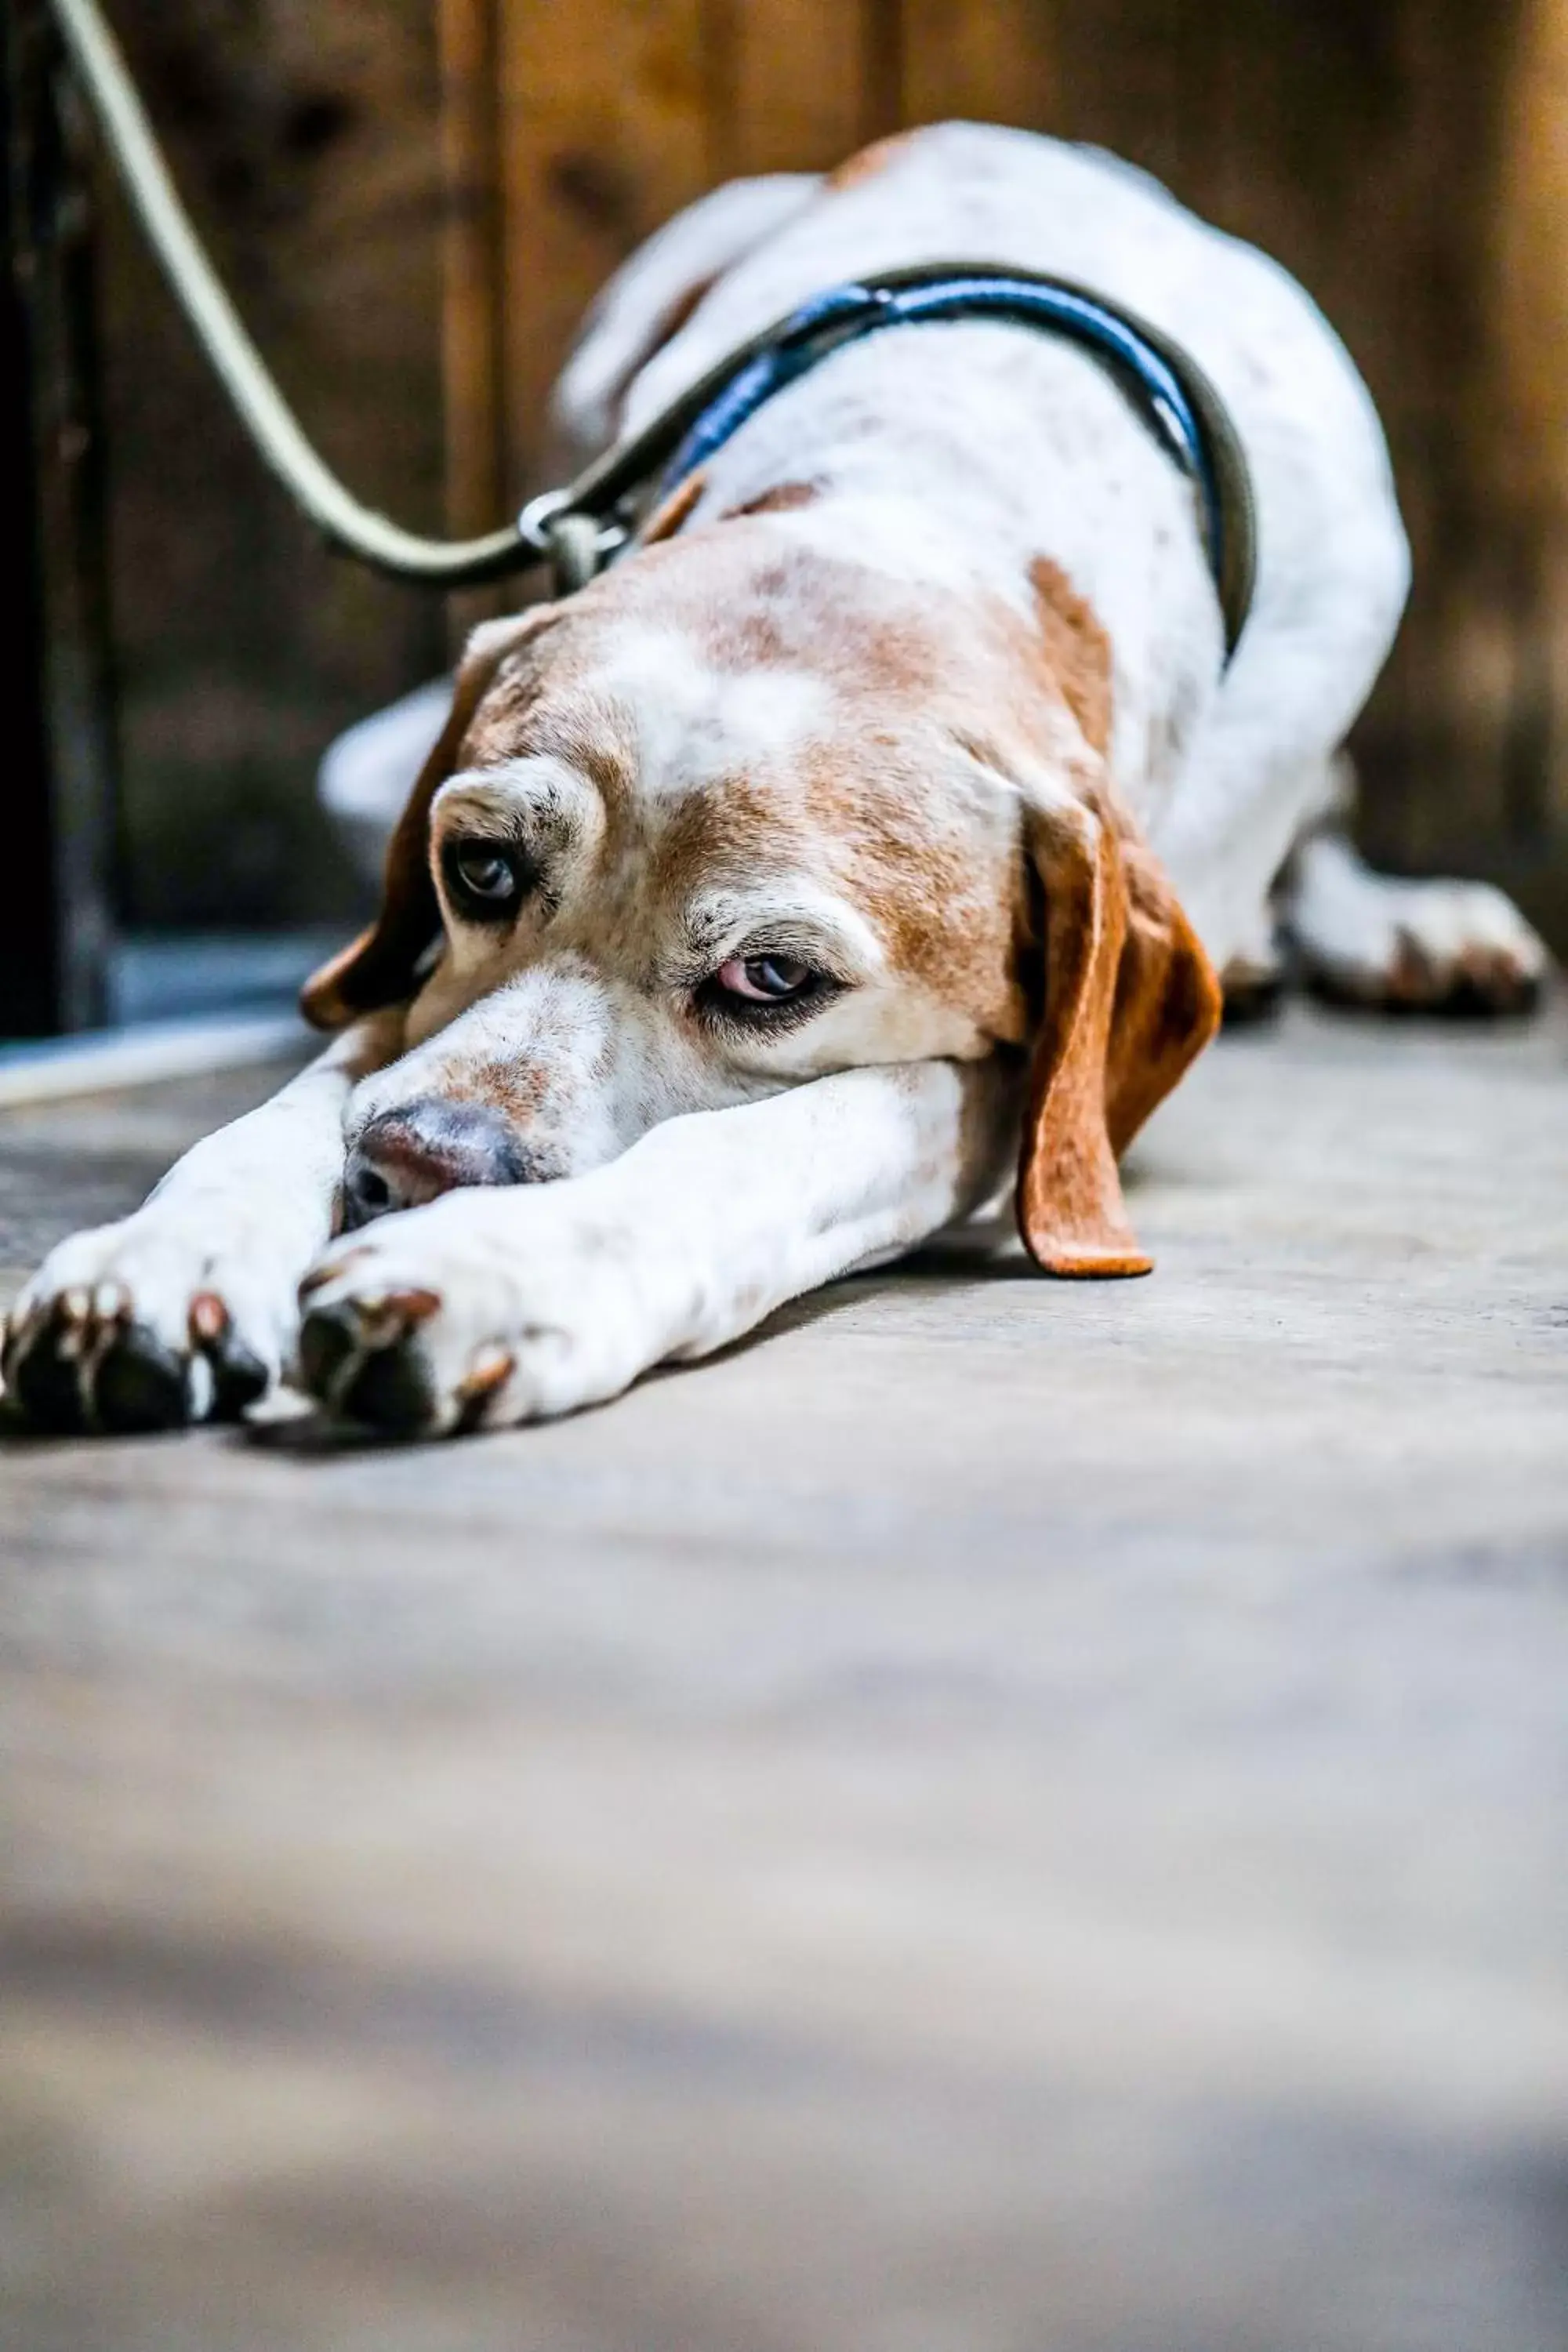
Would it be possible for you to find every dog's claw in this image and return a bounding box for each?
[454,1345,515,1433]
[298,1249,375,1301]
[190,1290,228,1344]
[457,1343,514,1403]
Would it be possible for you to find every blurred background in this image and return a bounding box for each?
[9,0,1568,1038]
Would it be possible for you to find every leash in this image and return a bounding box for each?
[45,0,1254,646]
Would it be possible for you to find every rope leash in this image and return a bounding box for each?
[44,0,550,586]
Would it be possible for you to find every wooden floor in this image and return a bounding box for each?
[2,1008,1566,2352]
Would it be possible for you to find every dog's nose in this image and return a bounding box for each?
[342,1098,532,1228]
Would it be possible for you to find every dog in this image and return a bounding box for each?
[3,122,1548,1440]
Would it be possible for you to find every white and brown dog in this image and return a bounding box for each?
[3,123,1548,1439]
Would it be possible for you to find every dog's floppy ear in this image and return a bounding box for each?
[301,608,559,1030]
[1016,784,1221,1276]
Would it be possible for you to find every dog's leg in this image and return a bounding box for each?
[1152,463,1413,972]
[1156,496,1547,1010]
[2,1015,398,1434]
[292,1058,1019,1439]
[1277,755,1549,1014]
[1213,752,1350,1021]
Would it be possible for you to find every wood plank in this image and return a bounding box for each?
[706,0,869,180]
[3,0,118,1033]
[96,0,446,935]
[1494,0,1568,858]
[439,0,504,540]
[899,0,1057,132]
[495,0,710,492]
[438,0,507,640]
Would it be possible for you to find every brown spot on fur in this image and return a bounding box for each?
[719,481,822,521]
[455,1058,551,1122]
[637,470,707,547]
[658,273,717,346]
[380,1287,445,1326]
[300,608,575,1029]
[825,132,913,194]
[651,773,808,902]
[1029,557,1113,757]
[797,736,1029,1040]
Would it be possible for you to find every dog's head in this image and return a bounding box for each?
[304,517,1220,1265]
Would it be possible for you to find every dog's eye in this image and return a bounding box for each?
[442,837,525,920]
[697,953,843,1035]
[713,954,814,1003]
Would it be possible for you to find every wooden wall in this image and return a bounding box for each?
[89,2,1568,940]
[99,0,445,931]
[446,0,1568,943]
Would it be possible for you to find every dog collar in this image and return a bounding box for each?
[659,264,1257,661]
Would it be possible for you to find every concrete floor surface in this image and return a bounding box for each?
[1,1007,1566,2351]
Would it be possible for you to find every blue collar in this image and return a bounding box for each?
[659,266,1256,660]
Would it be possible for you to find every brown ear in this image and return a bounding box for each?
[301,609,559,1030]
[1016,793,1221,1277]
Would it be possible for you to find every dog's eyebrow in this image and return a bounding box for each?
[431,759,589,830]
[675,886,887,981]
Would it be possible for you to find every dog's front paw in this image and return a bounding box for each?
[294,1195,659,1439]
[2,1217,296,1436]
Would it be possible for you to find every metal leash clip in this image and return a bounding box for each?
[517,491,630,597]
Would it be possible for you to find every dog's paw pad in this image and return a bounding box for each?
[296,1289,447,1437]
[1438,939,1544,1018]
[295,1301,361,1399]
[93,1323,194,1434]
[342,1339,439,1436]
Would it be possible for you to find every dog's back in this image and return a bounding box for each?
[575,124,1408,706]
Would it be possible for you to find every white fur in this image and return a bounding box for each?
[596,625,840,790]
